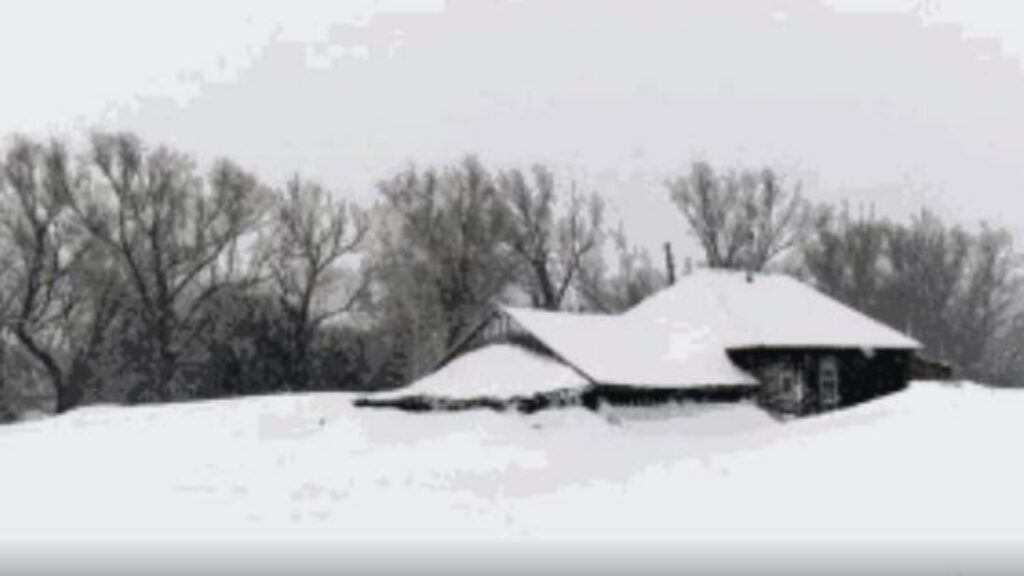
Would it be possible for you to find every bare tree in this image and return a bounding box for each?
[0,138,99,412]
[802,203,888,315]
[882,210,971,357]
[73,132,267,402]
[577,224,666,313]
[264,175,369,390]
[0,222,17,327]
[668,162,807,271]
[0,138,139,412]
[985,309,1024,386]
[0,244,12,403]
[499,165,603,310]
[372,157,515,379]
[60,246,127,402]
[955,224,1021,378]
[747,168,809,270]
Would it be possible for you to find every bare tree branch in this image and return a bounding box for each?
[668,162,808,271]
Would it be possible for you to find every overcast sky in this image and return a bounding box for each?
[3,0,1023,257]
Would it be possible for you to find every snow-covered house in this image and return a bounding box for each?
[620,270,922,413]
[364,270,923,415]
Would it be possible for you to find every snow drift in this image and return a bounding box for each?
[0,381,1021,572]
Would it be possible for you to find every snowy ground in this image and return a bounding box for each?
[0,381,1022,573]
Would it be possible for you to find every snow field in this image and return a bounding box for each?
[0,381,1020,553]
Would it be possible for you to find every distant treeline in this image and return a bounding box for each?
[0,134,1020,419]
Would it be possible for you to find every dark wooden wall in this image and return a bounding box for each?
[586,384,759,407]
[728,348,913,415]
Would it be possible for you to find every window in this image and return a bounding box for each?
[819,356,840,406]
[777,367,803,404]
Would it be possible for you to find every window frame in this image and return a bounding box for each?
[819,355,840,406]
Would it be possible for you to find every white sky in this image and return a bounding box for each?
[2,0,1023,258]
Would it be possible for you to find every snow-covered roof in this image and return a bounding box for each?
[626,270,922,351]
[496,270,920,390]
[502,306,759,389]
[373,343,589,401]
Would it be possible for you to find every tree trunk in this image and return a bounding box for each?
[13,328,83,413]
[153,308,177,401]
[534,260,559,310]
[55,380,84,413]
[292,327,312,390]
